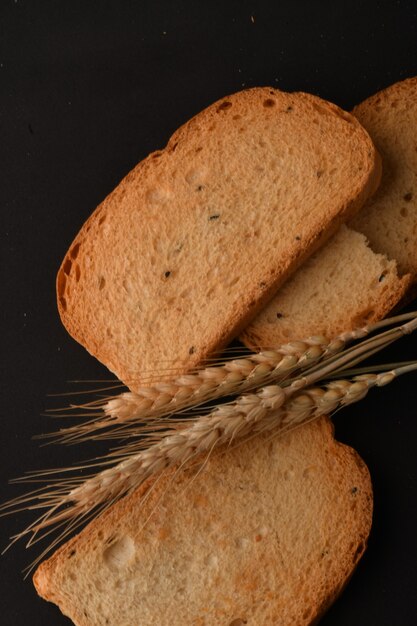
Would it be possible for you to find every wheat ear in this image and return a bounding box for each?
[43,311,417,443]
[6,362,416,550]
[2,314,416,565]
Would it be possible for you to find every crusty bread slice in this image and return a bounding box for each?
[351,77,417,277]
[34,417,373,626]
[57,87,380,391]
[241,78,416,349]
[241,225,411,349]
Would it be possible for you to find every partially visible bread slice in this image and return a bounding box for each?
[57,87,380,391]
[241,77,416,349]
[34,417,373,626]
[241,225,411,349]
[351,76,417,277]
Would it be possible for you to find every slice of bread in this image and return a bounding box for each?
[57,87,380,391]
[351,77,417,277]
[241,78,416,349]
[34,417,373,626]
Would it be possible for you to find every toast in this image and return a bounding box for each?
[34,418,373,625]
[56,87,380,391]
[351,77,417,276]
[241,78,416,349]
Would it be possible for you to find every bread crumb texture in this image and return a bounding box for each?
[242,77,417,349]
[56,87,379,390]
[242,225,411,349]
[34,418,373,626]
[351,76,417,277]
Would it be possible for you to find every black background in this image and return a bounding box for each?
[1,1,417,624]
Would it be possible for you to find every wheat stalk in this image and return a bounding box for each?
[5,362,416,552]
[43,311,417,443]
[1,313,416,572]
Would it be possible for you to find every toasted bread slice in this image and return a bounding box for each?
[241,78,416,349]
[34,418,373,626]
[351,77,417,276]
[57,87,380,391]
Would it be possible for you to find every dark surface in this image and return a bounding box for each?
[1,1,417,624]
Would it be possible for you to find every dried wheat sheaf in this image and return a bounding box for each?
[1,312,416,574]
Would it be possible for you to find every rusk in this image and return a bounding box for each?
[34,418,373,626]
[57,87,380,390]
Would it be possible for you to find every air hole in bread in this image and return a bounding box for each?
[57,271,66,296]
[403,192,413,201]
[98,276,105,290]
[75,265,81,282]
[229,619,247,625]
[70,243,80,260]
[147,188,169,204]
[217,101,232,111]
[63,258,72,276]
[99,214,106,226]
[59,295,67,311]
[186,167,206,185]
[103,535,135,570]
[263,98,276,108]
[232,114,241,120]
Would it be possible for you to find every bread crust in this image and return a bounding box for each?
[56,87,380,391]
[34,418,373,626]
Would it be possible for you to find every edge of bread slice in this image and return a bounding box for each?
[34,417,373,626]
[241,77,416,349]
[56,87,380,391]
